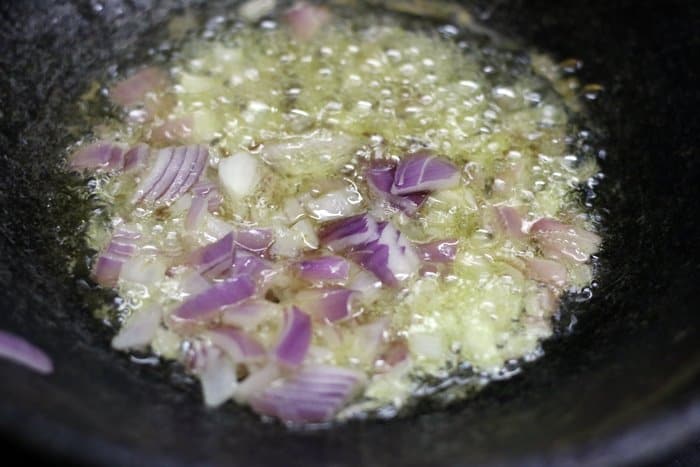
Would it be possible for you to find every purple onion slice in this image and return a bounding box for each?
[318,213,380,252]
[391,151,460,195]
[132,147,174,203]
[249,365,365,422]
[366,162,428,215]
[351,222,420,287]
[172,275,256,322]
[123,144,150,173]
[231,250,278,288]
[93,226,140,287]
[69,142,125,172]
[274,306,312,367]
[235,228,274,253]
[188,232,235,279]
[417,239,459,263]
[0,330,53,375]
[144,146,187,203]
[293,255,350,282]
[295,287,358,322]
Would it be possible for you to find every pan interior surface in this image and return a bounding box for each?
[0,1,699,465]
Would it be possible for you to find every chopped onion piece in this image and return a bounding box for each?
[235,228,274,253]
[305,187,362,221]
[294,255,350,282]
[352,222,420,287]
[123,144,150,173]
[283,197,305,224]
[69,142,125,171]
[133,145,208,205]
[295,287,358,322]
[198,347,238,407]
[0,330,53,374]
[120,256,167,284]
[274,306,312,367]
[250,365,365,422]
[417,239,459,263]
[351,318,388,364]
[259,129,359,176]
[391,151,460,195]
[186,195,208,231]
[111,305,162,350]
[318,213,380,252]
[291,219,319,250]
[231,250,278,287]
[378,339,409,369]
[235,363,280,403]
[283,2,331,41]
[150,116,193,145]
[132,147,173,203]
[161,145,209,204]
[145,146,185,203]
[192,179,224,212]
[179,271,211,296]
[530,218,601,262]
[110,66,168,108]
[188,232,235,278]
[348,270,383,301]
[222,299,278,330]
[494,206,526,240]
[239,0,277,22]
[366,163,427,215]
[219,152,261,198]
[206,327,266,363]
[172,275,256,321]
[93,226,140,287]
[525,257,567,288]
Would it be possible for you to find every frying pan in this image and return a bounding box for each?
[1,0,699,465]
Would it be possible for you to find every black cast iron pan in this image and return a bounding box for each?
[1,0,699,465]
